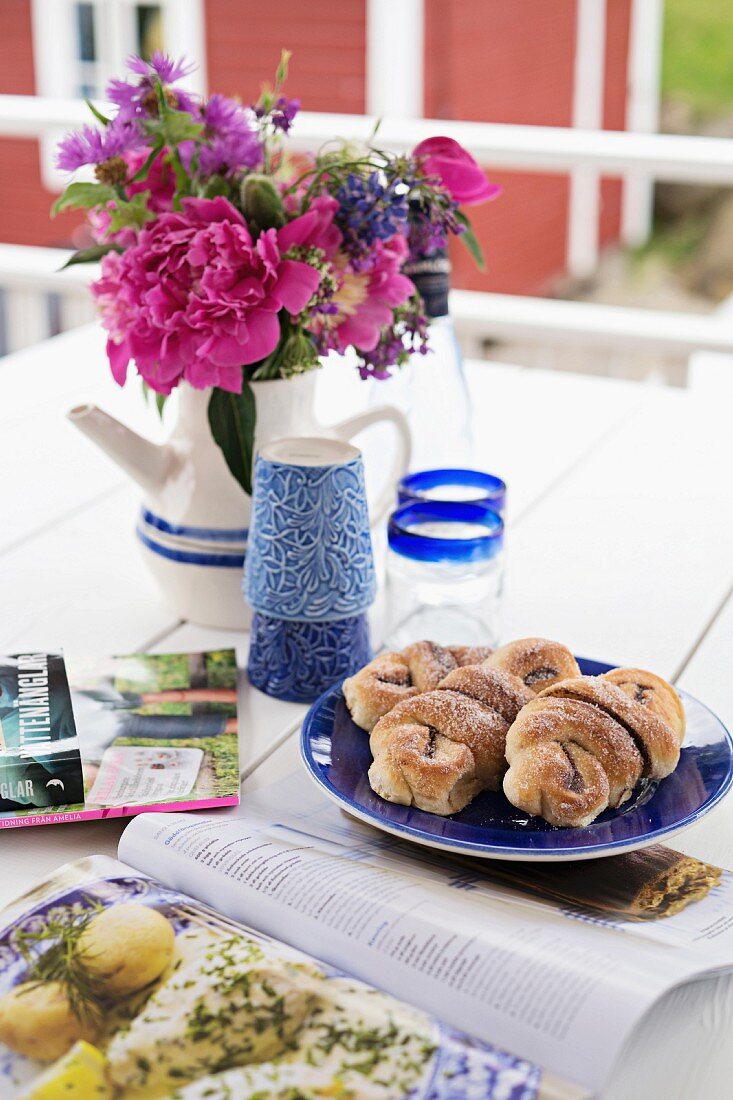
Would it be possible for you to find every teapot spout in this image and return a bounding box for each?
[67,403,170,495]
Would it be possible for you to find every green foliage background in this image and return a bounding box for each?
[663,0,733,118]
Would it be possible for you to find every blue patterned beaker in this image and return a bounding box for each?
[244,438,376,702]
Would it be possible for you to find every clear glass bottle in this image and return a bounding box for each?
[384,500,504,650]
[370,249,473,471]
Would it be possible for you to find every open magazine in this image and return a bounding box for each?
[2,774,733,1098]
[0,650,239,828]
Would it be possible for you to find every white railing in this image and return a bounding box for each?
[1,94,733,366]
[4,97,733,182]
[0,244,95,352]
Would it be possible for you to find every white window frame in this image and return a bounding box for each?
[31,0,206,191]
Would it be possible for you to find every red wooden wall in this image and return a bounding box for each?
[0,0,632,294]
[205,0,366,113]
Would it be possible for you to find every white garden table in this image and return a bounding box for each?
[2,322,733,1099]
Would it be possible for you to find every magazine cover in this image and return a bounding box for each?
[0,650,239,829]
[0,857,547,1100]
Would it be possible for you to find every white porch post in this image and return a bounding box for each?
[366,0,424,118]
[567,0,607,278]
[622,0,664,246]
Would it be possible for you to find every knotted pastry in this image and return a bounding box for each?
[368,666,533,814]
[503,673,682,827]
[602,667,686,743]
[343,640,494,732]
[485,637,581,692]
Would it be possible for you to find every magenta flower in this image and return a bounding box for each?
[278,194,342,259]
[413,136,502,206]
[93,196,321,394]
[55,119,145,172]
[311,235,415,353]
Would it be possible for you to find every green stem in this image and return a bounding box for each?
[286,156,384,210]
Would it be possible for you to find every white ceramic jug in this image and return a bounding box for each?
[68,372,410,628]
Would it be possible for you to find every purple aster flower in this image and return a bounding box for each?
[56,119,144,172]
[198,131,262,176]
[126,51,195,84]
[202,93,246,132]
[108,53,200,121]
[197,94,262,176]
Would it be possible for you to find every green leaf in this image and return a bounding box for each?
[207,383,256,496]
[143,109,204,146]
[59,243,123,269]
[107,191,155,233]
[52,182,115,216]
[129,144,163,183]
[455,212,485,270]
[141,380,167,419]
[85,98,111,126]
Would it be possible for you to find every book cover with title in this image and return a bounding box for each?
[0,649,240,829]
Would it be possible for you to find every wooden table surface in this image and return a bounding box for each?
[2,322,733,1098]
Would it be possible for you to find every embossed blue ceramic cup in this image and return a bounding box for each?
[244,438,375,702]
[244,438,376,620]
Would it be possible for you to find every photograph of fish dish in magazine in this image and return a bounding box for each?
[0,857,561,1100]
[0,650,239,828]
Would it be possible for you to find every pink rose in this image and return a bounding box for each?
[93,196,321,394]
[413,137,502,206]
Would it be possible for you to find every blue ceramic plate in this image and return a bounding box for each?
[300,658,733,861]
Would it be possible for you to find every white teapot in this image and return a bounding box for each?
[68,372,410,629]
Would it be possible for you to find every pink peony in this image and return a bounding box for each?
[93,196,321,393]
[413,136,502,206]
[278,193,342,259]
[312,235,415,353]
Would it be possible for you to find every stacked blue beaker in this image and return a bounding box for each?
[243,437,375,703]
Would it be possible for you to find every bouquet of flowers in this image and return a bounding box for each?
[55,51,500,492]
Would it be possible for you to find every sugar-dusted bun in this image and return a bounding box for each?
[538,678,681,779]
[343,652,420,733]
[602,667,686,745]
[369,690,509,815]
[448,645,495,667]
[503,699,626,827]
[485,637,580,692]
[367,665,529,816]
[438,664,533,724]
[343,641,493,732]
[503,676,680,828]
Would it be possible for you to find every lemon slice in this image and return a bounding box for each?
[19,1041,111,1099]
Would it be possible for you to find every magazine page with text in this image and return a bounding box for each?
[0,856,578,1100]
[119,775,733,1096]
